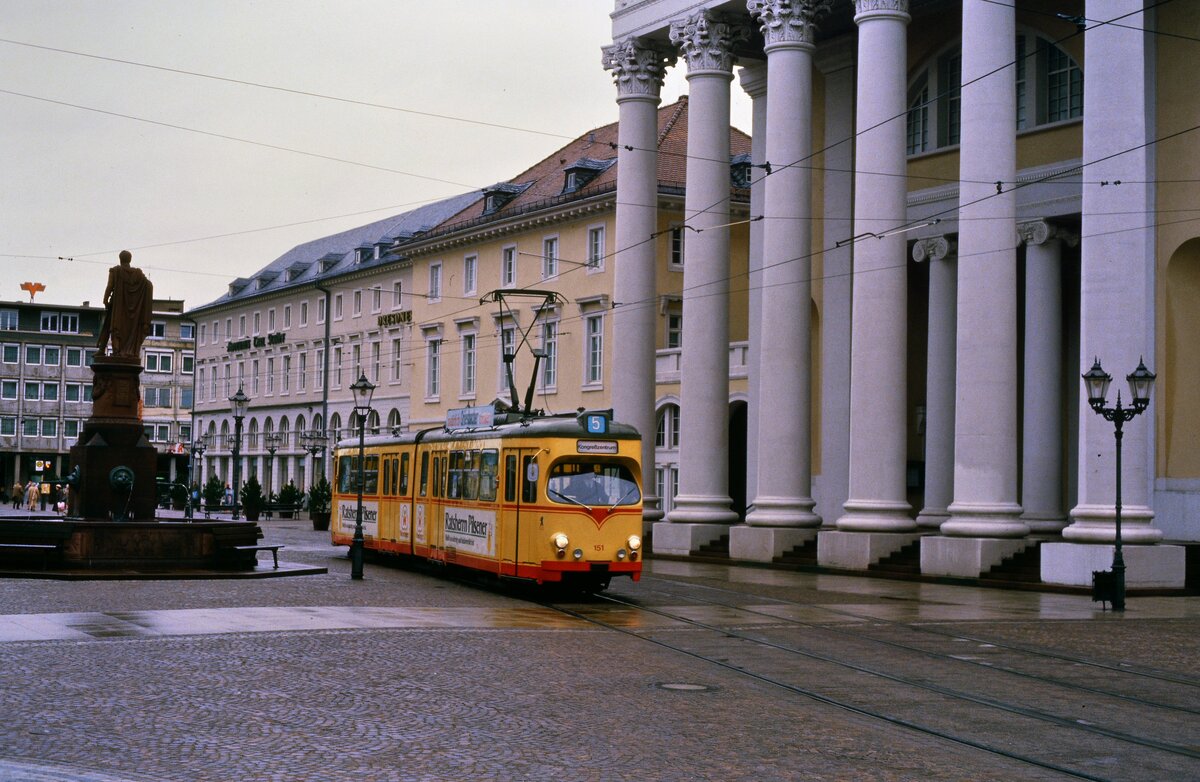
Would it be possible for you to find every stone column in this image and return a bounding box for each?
[732,0,825,562]
[822,0,915,570]
[1046,0,1182,588]
[1019,220,1070,533]
[739,62,767,522]
[924,0,1027,577]
[657,11,751,555]
[815,47,855,528]
[913,236,956,530]
[603,37,676,528]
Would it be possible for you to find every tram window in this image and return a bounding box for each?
[400,453,410,495]
[363,456,379,494]
[382,459,392,496]
[547,461,640,507]
[337,455,354,493]
[463,450,479,500]
[389,456,399,495]
[479,449,498,502]
[521,455,538,503]
[419,452,429,497]
[447,450,464,499]
[504,455,517,503]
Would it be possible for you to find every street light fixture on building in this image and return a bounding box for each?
[1082,357,1156,612]
[349,372,376,580]
[264,432,283,499]
[228,385,250,521]
[186,436,208,520]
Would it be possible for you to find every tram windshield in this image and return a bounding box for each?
[547,461,640,508]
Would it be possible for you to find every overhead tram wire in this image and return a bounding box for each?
[978,0,1200,44]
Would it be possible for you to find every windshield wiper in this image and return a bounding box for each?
[609,487,639,512]
[548,488,592,511]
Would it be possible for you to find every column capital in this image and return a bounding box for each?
[911,235,956,263]
[670,11,752,74]
[1017,219,1079,248]
[738,62,768,99]
[748,0,830,51]
[853,0,910,22]
[602,38,677,99]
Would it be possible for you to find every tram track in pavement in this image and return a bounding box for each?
[629,574,1200,716]
[538,579,1200,782]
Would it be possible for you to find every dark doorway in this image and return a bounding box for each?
[728,401,748,520]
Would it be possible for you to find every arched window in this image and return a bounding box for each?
[388,408,402,432]
[655,404,680,450]
[907,32,1081,156]
[329,412,342,441]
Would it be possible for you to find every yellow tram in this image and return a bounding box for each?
[331,406,643,589]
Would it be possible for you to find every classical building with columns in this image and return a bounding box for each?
[607,0,1198,588]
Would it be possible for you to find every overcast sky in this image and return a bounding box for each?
[2,1,752,311]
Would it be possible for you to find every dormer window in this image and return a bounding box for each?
[481,182,531,215]
[355,245,372,264]
[318,252,342,274]
[255,272,278,291]
[286,261,310,282]
[561,157,615,194]
[228,278,250,297]
[730,154,753,189]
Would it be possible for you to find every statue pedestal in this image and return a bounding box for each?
[68,357,158,521]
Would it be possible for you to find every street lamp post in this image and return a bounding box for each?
[349,372,376,580]
[300,429,330,487]
[186,436,208,520]
[264,432,283,500]
[229,385,250,521]
[1082,357,1156,612]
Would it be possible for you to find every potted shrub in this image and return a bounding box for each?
[308,477,333,531]
[239,475,266,522]
[277,481,303,518]
[203,475,224,513]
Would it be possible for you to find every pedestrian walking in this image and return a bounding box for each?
[11,481,22,509]
[25,481,38,512]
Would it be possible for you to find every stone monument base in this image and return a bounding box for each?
[919,536,1031,578]
[729,525,817,563]
[1040,542,1186,588]
[651,522,730,557]
[818,530,922,570]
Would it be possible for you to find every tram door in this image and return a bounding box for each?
[503,448,539,574]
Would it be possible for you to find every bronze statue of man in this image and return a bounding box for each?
[96,250,153,360]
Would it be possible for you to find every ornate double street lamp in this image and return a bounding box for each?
[228,385,250,521]
[264,432,283,499]
[349,372,376,580]
[300,429,330,479]
[186,435,208,520]
[1082,357,1156,612]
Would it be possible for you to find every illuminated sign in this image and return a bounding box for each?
[446,405,494,430]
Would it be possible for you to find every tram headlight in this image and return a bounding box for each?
[627,534,642,551]
[572,548,583,560]
[552,533,569,558]
[617,548,627,560]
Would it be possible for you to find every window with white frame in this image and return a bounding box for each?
[497,324,516,390]
[200,323,207,344]
[145,351,173,373]
[251,360,259,395]
[353,290,362,317]
[460,333,476,397]
[298,351,307,391]
[0,380,15,399]
[538,320,558,390]
[252,312,261,335]
[182,352,194,374]
[656,403,681,449]
[65,383,82,402]
[144,386,172,407]
[333,346,343,387]
[501,245,516,288]
[318,297,327,324]
[463,255,477,295]
[585,314,604,385]
[180,323,194,340]
[23,418,38,437]
[181,388,193,409]
[587,226,605,271]
[655,465,679,514]
[41,418,57,438]
[0,310,18,330]
[66,347,82,367]
[316,348,325,390]
[429,263,442,302]
[266,357,275,394]
[63,418,80,438]
[391,338,402,382]
[542,237,558,279]
[41,382,58,402]
[669,225,685,269]
[2,416,18,436]
[300,300,309,327]
[43,346,60,366]
[4,344,19,363]
[282,355,291,393]
[25,345,41,365]
[426,339,441,398]
[666,303,683,349]
[283,304,292,328]
[371,341,380,384]
[370,287,381,313]
[333,295,343,321]
[392,281,403,309]
[239,315,247,337]
[907,33,1082,156]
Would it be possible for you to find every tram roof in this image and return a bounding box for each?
[333,412,640,451]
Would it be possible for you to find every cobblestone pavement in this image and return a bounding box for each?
[1,514,1197,781]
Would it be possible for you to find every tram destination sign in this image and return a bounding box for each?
[577,440,618,454]
[446,405,494,430]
